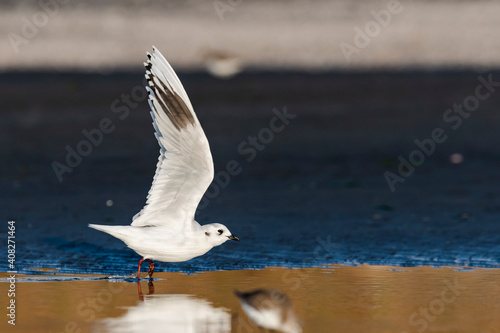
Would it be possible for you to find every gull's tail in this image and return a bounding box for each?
[88,224,131,240]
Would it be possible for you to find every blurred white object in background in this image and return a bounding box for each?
[203,50,242,79]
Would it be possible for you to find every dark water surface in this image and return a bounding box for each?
[1,70,500,275]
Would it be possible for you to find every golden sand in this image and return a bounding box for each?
[1,265,500,332]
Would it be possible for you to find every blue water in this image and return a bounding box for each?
[2,70,500,276]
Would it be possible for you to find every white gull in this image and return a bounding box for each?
[89,46,239,279]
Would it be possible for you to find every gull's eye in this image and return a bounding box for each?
[218,229,223,235]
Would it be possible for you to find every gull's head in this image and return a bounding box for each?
[202,223,239,246]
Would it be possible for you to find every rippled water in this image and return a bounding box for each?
[2,71,500,332]
[2,265,500,332]
[3,71,500,275]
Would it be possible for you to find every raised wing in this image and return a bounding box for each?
[131,46,214,229]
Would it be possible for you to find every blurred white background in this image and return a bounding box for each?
[1,0,499,71]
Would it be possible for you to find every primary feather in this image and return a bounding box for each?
[131,46,214,230]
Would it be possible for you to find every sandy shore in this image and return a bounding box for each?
[1,266,500,332]
[1,0,500,70]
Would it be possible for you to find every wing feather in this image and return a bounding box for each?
[131,47,214,229]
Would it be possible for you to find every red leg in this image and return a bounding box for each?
[137,257,145,279]
[146,259,155,278]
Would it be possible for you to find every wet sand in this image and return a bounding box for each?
[1,265,500,332]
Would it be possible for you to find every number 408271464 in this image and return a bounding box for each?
[7,221,15,270]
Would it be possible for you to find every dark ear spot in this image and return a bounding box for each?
[205,232,210,236]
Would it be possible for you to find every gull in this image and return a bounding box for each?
[235,289,302,333]
[89,46,239,279]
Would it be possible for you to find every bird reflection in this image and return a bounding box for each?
[235,289,302,333]
[96,280,231,333]
[137,279,155,300]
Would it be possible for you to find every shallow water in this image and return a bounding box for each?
[3,71,500,273]
[2,265,500,333]
[2,71,500,332]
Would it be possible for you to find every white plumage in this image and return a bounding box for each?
[89,46,239,278]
